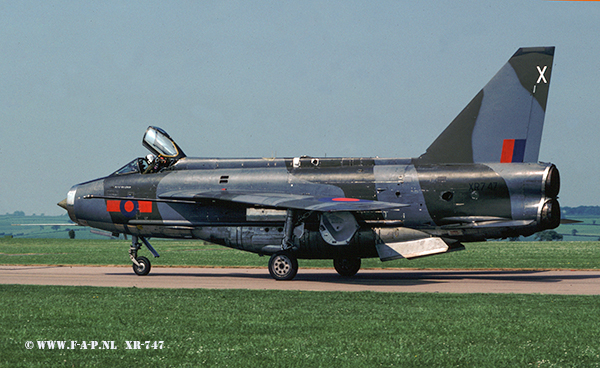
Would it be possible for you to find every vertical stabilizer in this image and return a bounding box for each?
[416,47,554,164]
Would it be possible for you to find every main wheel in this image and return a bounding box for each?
[333,257,361,277]
[132,256,151,276]
[268,253,298,281]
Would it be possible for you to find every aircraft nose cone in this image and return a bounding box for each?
[58,198,68,211]
[60,186,79,223]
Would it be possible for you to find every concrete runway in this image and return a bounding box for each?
[1,265,600,294]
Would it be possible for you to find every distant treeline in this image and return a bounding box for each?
[562,206,600,216]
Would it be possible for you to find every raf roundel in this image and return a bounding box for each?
[318,197,367,203]
[106,200,152,218]
[120,200,139,218]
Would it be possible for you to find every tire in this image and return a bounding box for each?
[333,257,361,277]
[268,253,298,281]
[132,256,151,276]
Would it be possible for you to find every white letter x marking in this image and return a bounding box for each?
[536,65,548,84]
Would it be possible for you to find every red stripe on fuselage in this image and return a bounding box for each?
[138,201,152,213]
[106,200,121,212]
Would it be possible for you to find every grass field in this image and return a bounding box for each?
[2,285,600,367]
[1,238,600,270]
[2,238,600,367]
[0,214,120,239]
[555,215,600,241]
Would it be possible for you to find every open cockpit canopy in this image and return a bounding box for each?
[142,126,186,161]
[110,127,186,176]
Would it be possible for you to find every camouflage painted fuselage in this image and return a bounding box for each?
[66,156,559,259]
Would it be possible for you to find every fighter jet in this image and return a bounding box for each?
[59,46,560,280]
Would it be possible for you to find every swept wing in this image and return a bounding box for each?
[158,190,408,212]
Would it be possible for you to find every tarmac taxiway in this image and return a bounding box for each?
[1,265,600,294]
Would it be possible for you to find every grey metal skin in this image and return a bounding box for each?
[63,157,559,254]
[60,47,560,280]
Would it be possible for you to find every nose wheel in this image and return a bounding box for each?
[132,256,151,276]
[129,235,159,276]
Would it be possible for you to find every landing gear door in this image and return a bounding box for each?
[142,126,186,162]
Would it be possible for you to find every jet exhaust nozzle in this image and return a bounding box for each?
[541,198,561,230]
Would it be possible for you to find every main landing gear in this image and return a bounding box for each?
[267,253,362,281]
[129,235,160,276]
[269,209,363,280]
[268,252,299,281]
[333,257,361,277]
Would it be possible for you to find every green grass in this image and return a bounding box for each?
[0,214,115,239]
[1,238,600,270]
[1,285,599,367]
[554,215,600,241]
[2,239,600,366]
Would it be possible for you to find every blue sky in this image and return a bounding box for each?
[1,1,599,215]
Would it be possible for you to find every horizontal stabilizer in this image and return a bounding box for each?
[159,191,408,212]
[560,219,583,224]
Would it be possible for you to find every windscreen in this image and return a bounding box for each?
[110,158,142,176]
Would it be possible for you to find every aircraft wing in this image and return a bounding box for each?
[158,190,408,212]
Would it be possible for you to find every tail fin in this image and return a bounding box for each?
[415,46,554,164]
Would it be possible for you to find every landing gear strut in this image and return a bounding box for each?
[281,209,296,250]
[269,208,301,280]
[129,235,160,276]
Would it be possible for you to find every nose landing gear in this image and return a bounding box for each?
[132,256,151,276]
[129,235,160,276]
